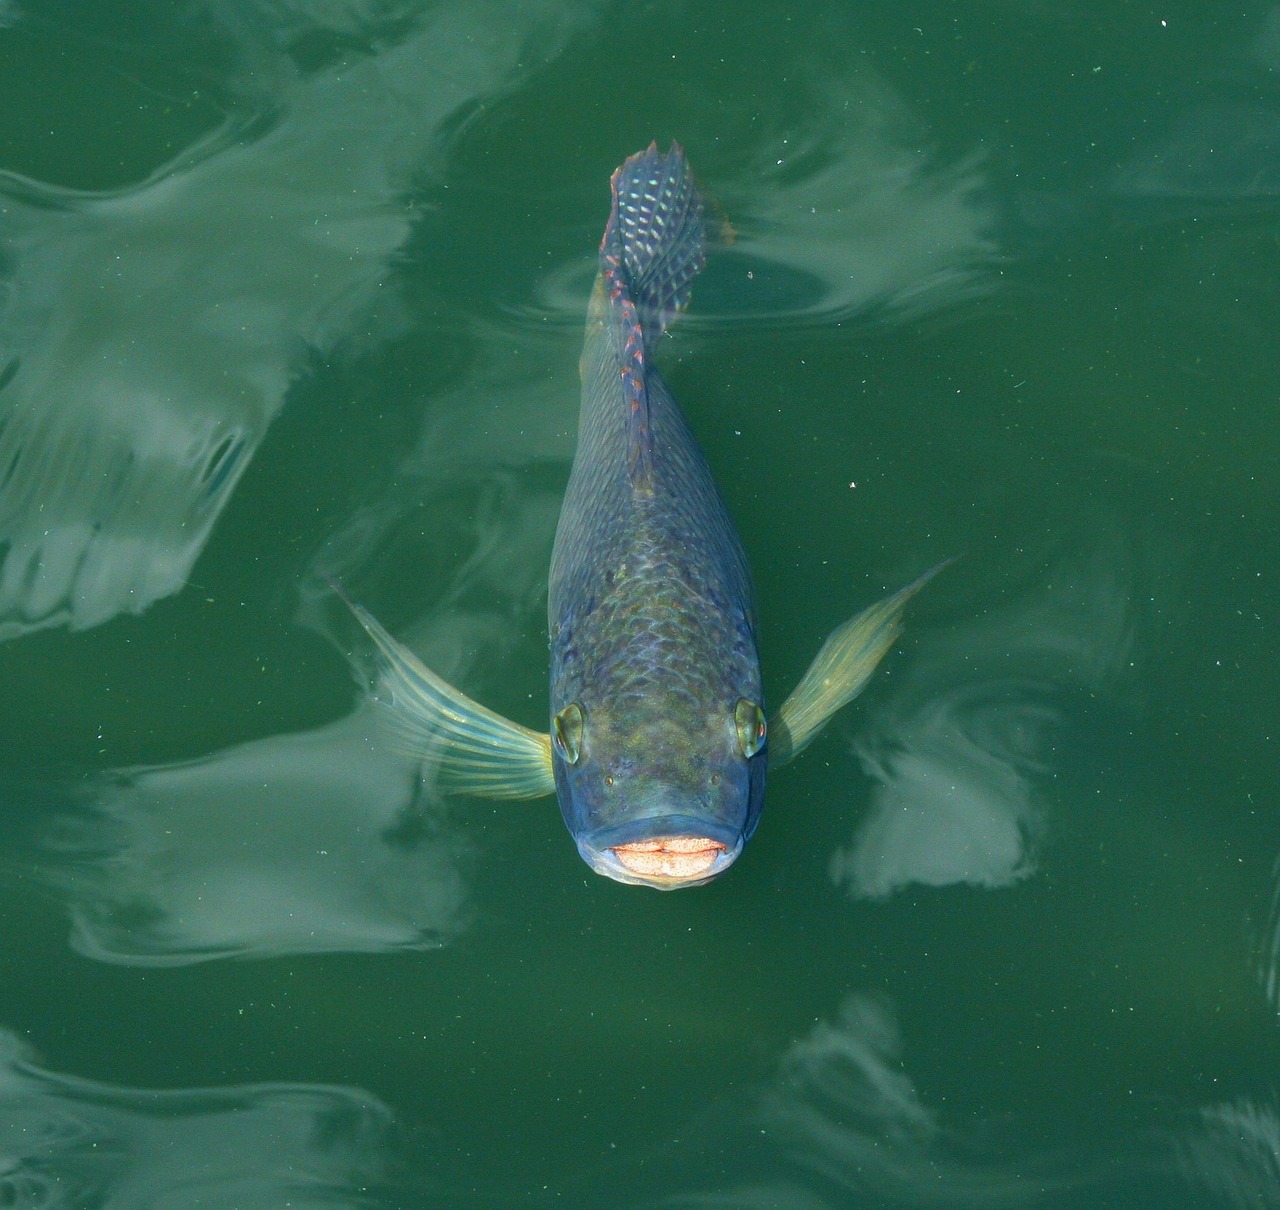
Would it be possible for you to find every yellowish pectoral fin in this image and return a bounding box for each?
[340,594,554,800]
[769,561,950,766]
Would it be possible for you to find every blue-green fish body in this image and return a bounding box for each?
[548,147,763,885]
[341,145,941,890]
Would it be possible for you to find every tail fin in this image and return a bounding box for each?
[602,142,705,349]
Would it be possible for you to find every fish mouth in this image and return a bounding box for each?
[609,836,729,884]
[575,818,743,888]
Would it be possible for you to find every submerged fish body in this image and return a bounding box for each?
[341,145,941,890]
[548,146,764,886]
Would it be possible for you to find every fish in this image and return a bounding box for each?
[340,143,942,890]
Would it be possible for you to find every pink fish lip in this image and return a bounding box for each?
[609,836,729,883]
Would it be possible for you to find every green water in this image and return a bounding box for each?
[1,2,1277,1206]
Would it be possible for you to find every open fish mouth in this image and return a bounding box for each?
[609,836,729,882]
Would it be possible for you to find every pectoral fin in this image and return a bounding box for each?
[769,563,948,766]
[341,596,555,800]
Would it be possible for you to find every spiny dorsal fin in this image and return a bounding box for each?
[598,143,706,493]
[604,142,706,349]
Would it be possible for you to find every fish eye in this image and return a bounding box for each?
[552,702,584,764]
[604,775,614,787]
[734,699,767,759]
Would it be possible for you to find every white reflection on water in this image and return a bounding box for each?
[407,320,579,472]
[310,318,573,600]
[34,428,565,967]
[0,0,595,641]
[754,996,1033,1208]
[1256,850,1280,1015]
[832,685,1055,899]
[714,87,994,325]
[535,72,995,329]
[1112,98,1280,202]
[1174,1097,1280,1209]
[651,994,1042,1210]
[831,546,1137,900]
[0,1028,393,1208]
[42,701,469,965]
[1111,10,1280,203]
[649,992,1279,1210]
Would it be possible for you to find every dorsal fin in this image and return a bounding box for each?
[597,143,706,492]
[604,142,706,349]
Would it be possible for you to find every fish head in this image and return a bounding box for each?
[550,696,767,889]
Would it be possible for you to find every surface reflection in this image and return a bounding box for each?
[1257,850,1280,1014]
[1112,9,1280,203]
[648,990,1277,1210]
[756,995,1031,1206]
[0,1026,394,1208]
[1113,98,1280,202]
[832,545,1137,900]
[310,318,573,600]
[647,992,1042,1209]
[1174,1097,1280,1209]
[21,326,572,967]
[29,408,566,967]
[714,78,994,325]
[41,702,469,965]
[0,0,595,641]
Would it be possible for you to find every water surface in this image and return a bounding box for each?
[1,2,1278,1206]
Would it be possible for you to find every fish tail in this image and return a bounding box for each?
[602,142,705,350]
